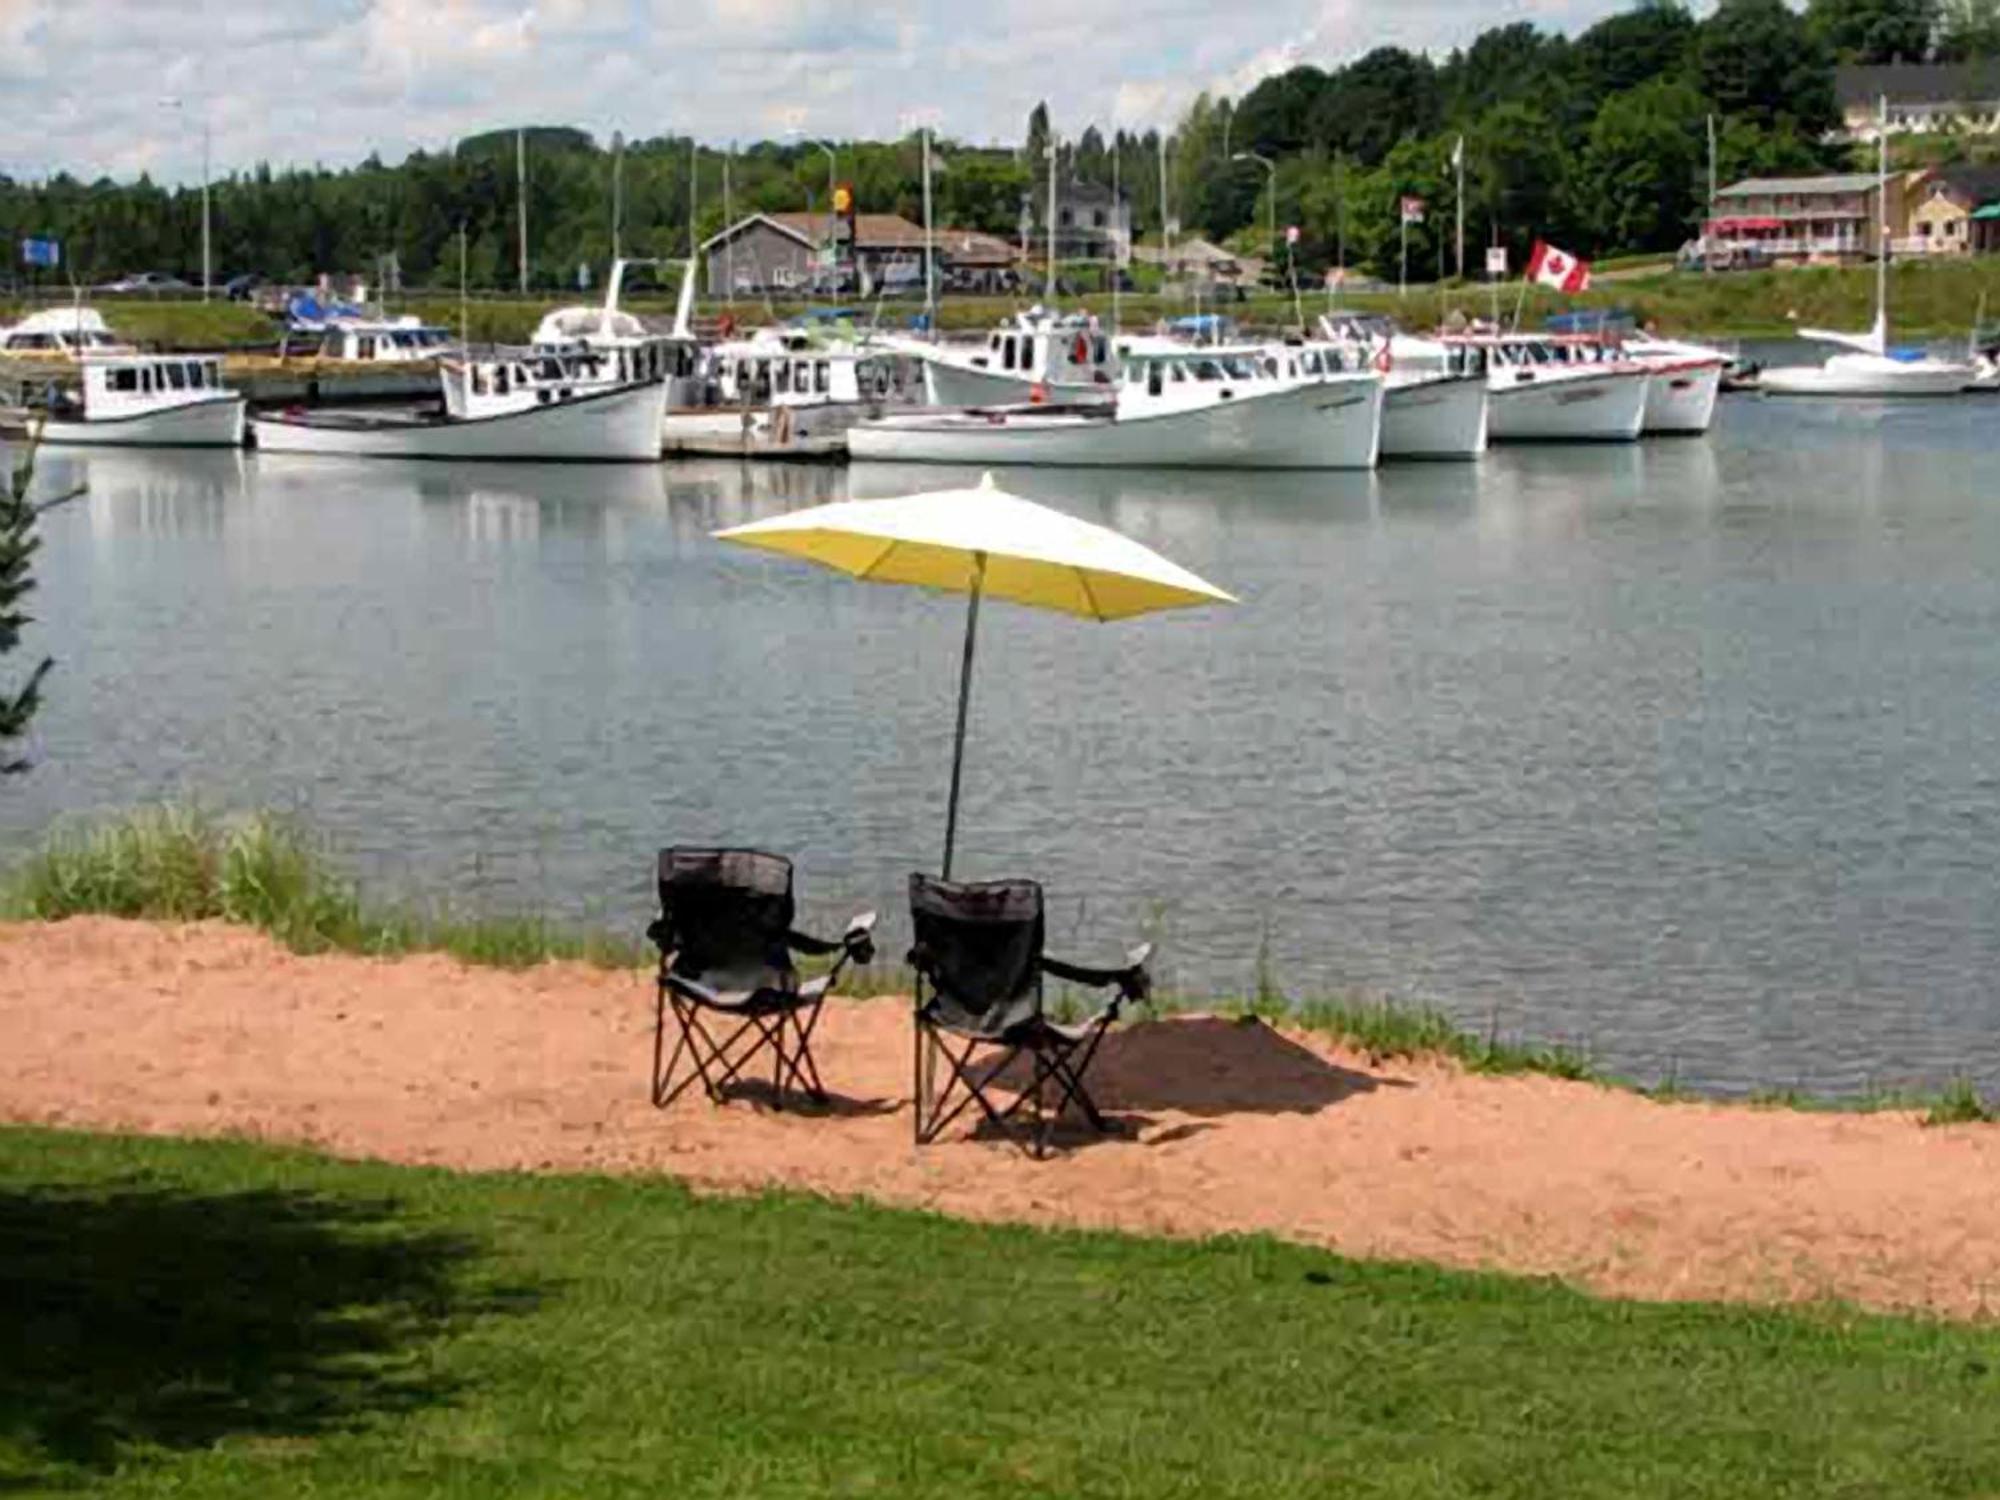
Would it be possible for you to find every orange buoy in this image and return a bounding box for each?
[1029,382,1048,404]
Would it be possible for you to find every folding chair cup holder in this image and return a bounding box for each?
[646,847,876,1111]
[907,873,1153,1159]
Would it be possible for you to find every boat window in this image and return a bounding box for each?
[162,363,185,390]
[109,367,139,393]
[1170,363,1187,384]
[495,366,510,395]
[1000,337,1015,372]
[1147,362,1164,396]
[776,363,793,394]
[188,361,205,388]
[472,366,488,395]
[1092,336,1108,364]
[1300,351,1320,376]
[815,360,830,394]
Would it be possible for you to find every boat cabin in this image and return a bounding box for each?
[0,307,127,357]
[314,319,454,363]
[35,354,235,420]
[440,349,626,420]
[709,331,902,409]
[973,317,1114,385]
[1116,344,1364,406]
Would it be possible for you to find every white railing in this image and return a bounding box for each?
[1708,235,1865,258]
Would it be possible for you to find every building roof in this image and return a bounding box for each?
[1716,174,1879,198]
[699,211,938,254]
[1927,162,2000,205]
[933,228,1021,266]
[1836,62,2000,108]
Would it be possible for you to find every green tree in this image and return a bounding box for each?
[1574,79,1709,252]
[1572,1,1698,109]
[1936,0,2000,55]
[1306,48,1442,166]
[1806,0,1939,60]
[1,446,53,776]
[1697,0,1842,134]
[1467,102,1574,261]
[1024,102,1052,167]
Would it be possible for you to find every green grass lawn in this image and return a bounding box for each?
[7,1127,2000,1497]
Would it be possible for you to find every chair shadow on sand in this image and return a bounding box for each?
[716,1079,902,1118]
[967,1014,1406,1153]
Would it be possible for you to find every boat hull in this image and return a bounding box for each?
[250,382,666,461]
[921,359,1113,409]
[851,379,1382,469]
[1639,361,1723,434]
[1487,369,1649,442]
[36,395,246,448]
[1381,374,1486,459]
[1760,357,1971,397]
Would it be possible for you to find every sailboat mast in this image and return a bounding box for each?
[1046,135,1059,306]
[1877,94,1889,343]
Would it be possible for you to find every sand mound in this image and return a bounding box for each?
[6,917,2000,1318]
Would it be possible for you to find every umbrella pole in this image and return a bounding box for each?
[941,552,985,880]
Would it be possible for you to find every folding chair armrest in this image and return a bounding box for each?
[1041,943,1154,1003]
[787,910,877,976]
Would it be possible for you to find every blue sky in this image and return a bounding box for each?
[1,0,1652,184]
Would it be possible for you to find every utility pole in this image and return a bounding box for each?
[1046,135,1059,305]
[921,126,936,336]
[723,144,735,306]
[159,98,211,300]
[1110,140,1121,336]
[516,127,528,294]
[688,138,698,258]
[1335,151,1346,273]
[1453,134,1465,283]
[611,129,625,263]
[1158,131,1172,269]
[1705,113,1717,276]
[1399,205,1408,300]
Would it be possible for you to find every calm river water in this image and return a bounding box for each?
[6,388,2000,1096]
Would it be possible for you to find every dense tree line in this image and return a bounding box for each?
[1,0,1987,292]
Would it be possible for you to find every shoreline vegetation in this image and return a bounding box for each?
[4,804,1991,1125]
[10,256,2000,353]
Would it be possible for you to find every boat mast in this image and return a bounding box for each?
[1111,140,1121,338]
[922,126,936,340]
[516,127,529,295]
[1876,94,1889,348]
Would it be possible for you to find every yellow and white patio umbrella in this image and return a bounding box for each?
[714,472,1235,876]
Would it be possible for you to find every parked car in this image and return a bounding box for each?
[97,271,193,296]
[222,273,263,301]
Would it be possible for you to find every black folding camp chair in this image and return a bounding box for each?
[908,873,1152,1158]
[646,847,876,1110]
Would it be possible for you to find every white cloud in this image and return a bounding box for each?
[0,0,1657,183]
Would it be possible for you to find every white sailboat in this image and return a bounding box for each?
[1761,97,1972,398]
[849,344,1382,469]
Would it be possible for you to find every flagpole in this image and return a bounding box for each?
[1454,135,1465,282]
[1399,211,1407,299]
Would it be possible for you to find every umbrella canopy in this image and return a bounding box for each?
[714,473,1234,875]
[712,473,1234,621]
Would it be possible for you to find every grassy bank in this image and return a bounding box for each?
[0,299,279,351]
[6,1125,2000,1496]
[3,804,1992,1120]
[397,256,2000,343]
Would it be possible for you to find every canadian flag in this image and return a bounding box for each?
[1527,239,1591,294]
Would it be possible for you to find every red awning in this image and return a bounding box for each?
[1706,216,1783,234]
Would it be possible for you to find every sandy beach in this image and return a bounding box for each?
[7,915,2000,1319]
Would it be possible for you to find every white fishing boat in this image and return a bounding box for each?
[663,321,913,455]
[1760,97,1972,399]
[849,344,1381,469]
[1447,334,1651,442]
[305,315,455,364]
[5,351,246,447]
[1618,334,1728,433]
[252,352,664,462]
[0,305,129,357]
[532,257,703,404]
[886,308,1117,407]
[1318,314,1488,459]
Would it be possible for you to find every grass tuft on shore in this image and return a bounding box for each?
[1,805,646,970]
